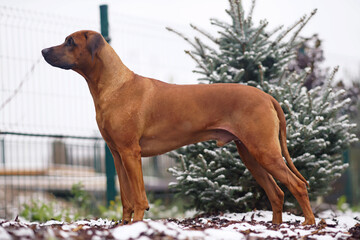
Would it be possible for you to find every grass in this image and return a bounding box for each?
[20,182,190,222]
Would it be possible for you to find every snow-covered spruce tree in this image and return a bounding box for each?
[289,34,360,138]
[167,0,357,212]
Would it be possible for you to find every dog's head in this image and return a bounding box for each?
[41,30,105,71]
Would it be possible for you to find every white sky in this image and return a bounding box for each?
[3,0,360,84]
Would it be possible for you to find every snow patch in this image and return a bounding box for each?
[0,227,12,240]
[112,222,148,239]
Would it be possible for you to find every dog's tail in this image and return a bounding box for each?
[271,97,309,188]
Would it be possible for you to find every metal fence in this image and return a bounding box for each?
[0,5,185,219]
[2,4,358,221]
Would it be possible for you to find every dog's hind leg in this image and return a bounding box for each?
[235,141,284,224]
[257,152,315,225]
[236,103,315,225]
[245,141,315,225]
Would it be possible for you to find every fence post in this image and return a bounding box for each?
[100,5,111,43]
[100,4,116,204]
[105,144,116,204]
[0,137,6,218]
[1,138,4,165]
[343,149,353,204]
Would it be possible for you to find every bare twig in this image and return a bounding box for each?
[0,57,41,112]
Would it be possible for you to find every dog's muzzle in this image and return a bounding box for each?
[41,47,74,70]
[41,48,51,57]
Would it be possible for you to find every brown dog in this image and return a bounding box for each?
[42,30,315,225]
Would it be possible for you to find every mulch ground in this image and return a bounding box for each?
[0,212,359,239]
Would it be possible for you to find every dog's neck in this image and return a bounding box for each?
[77,44,134,103]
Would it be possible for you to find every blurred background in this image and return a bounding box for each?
[0,0,359,219]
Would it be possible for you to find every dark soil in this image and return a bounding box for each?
[0,215,358,240]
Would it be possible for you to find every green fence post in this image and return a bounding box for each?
[343,149,353,204]
[105,144,116,203]
[100,4,116,204]
[100,5,111,43]
[1,138,4,165]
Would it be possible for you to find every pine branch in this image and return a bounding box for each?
[194,37,206,57]
[249,19,268,44]
[267,25,284,39]
[166,27,198,51]
[297,67,312,86]
[210,18,231,30]
[258,64,264,85]
[190,24,219,44]
[246,0,256,26]
[289,9,317,47]
[227,0,238,32]
[326,65,339,88]
[273,16,306,48]
[184,50,210,75]
[235,0,245,39]
[227,0,236,17]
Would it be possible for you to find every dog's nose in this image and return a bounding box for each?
[41,48,51,57]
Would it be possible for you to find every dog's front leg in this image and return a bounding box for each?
[119,144,149,222]
[108,147,134,224]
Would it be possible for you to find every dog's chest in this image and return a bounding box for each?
[95,106,137,144]
[95,111,113,142]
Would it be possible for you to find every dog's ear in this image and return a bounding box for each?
[86,32,105,61]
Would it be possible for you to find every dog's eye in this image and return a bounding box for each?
[66,37,75,46]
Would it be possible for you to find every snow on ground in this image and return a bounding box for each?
[0,210,359,239]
